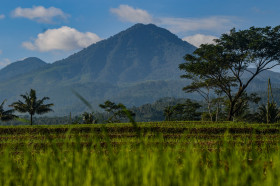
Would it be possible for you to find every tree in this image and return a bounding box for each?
[165,99,201,121]
[10,89,54,125]
[182,79,216,121]
[0,100,17,121]
[99,100,135,123]
[82,112,96,124]
[181,99,201,121]
[180,26,280,121]
[163,106,174,121]
[257,102,279,123]
[224,92,261,121]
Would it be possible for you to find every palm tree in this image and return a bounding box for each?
[10,89,54,125]
[257,102,279,123]
[0,100,16,121]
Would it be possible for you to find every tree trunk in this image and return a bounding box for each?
[30,114,33,126]
[227,102,235,121]
[216,103,219,122]
[207,101,213,122]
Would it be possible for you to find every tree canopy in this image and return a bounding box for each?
[179,26,280,121]
[0,100,16,121]
[10,89,54,125]
[99,100,135,123]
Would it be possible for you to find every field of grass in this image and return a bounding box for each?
[1,121,280,185]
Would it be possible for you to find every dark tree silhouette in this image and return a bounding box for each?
[82,112,96,124]
[163,106,174,121]
[10,89,53,125]
[99,100,135,123]
[180,26,280,121]
[0,100,16,121]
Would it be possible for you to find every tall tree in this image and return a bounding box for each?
[0,100,16,121]
[163,106,174,121]
[99,100,135,123]
[10,89,53,125]
[182,79,216,121]
[179,26,280,121]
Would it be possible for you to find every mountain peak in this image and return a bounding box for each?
[20,57,45,63]
[53,23,196,83]
[128,23,157,29]
[0,57,47,80]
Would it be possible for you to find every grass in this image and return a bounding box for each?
[1,121,280,185]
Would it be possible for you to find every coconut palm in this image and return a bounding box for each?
[10,89,54,125]
[0,100,16,121]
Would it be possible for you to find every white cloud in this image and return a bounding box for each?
[0,14,5,19]
[183,34,218,47]
[11,6,69,23]
[110,5,153,24]
[111,5,236,34]
[22,26,101,52]
[0,58,11,68]
[159,17,235,33]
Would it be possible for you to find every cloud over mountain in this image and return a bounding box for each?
[183,34,218,47]
[159,17,234,33]
[11,6,69,23]
[111,5,236,34]
[22,26,101,52]
[0,58,11,68]
[110,5,153,24]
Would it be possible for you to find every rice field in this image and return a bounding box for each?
[1,121,280,185]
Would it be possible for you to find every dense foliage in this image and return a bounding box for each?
[180,26,280,121]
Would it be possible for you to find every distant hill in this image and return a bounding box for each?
[0,24,196,115]
[0,57,47,81]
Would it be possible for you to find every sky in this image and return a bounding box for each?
[0,0,280,69]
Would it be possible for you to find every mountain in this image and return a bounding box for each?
[24,23,196,84]
[0,57,47,81]
[0,24,197,115]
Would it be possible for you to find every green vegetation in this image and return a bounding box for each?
[99,100,135,123]
[180,26,280,121]
[0,100,16,121]
[10,89,54,125]
[1,121,280,185]
[163,99,201,121]
[82,112,96,124]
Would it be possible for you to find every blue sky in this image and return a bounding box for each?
[0,0,280,68]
